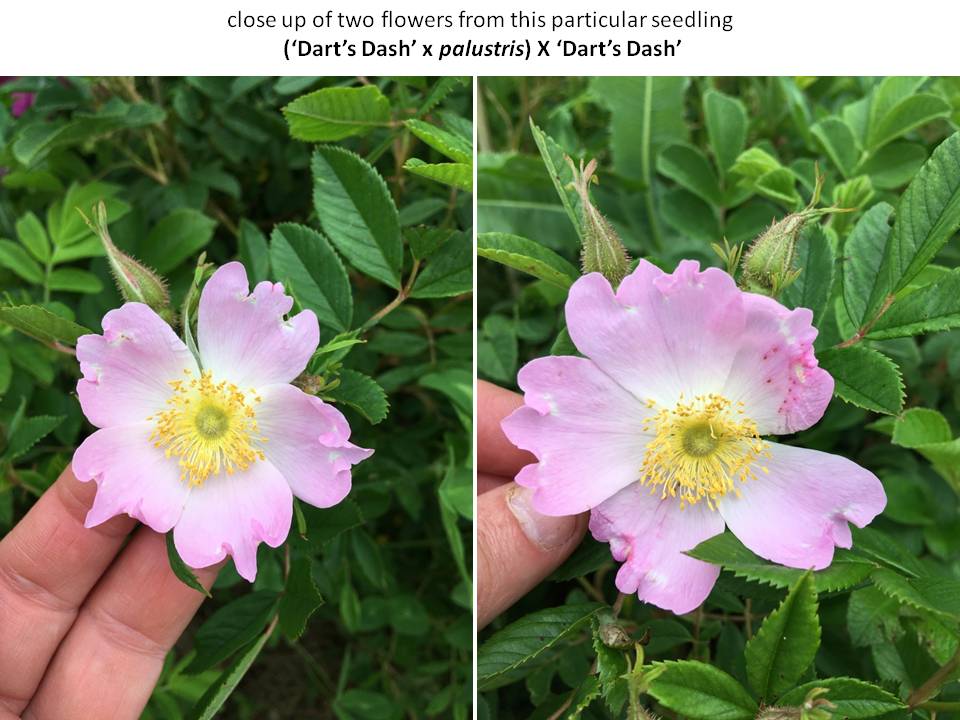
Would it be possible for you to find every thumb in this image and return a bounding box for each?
[477,483,588,629]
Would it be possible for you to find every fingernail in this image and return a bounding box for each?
[507,485,578,551]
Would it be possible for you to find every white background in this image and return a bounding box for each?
[2,0,959,75]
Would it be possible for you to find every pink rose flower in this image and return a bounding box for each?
[0,77,35,118]
[73,262,372,581]
[502,259,886,614]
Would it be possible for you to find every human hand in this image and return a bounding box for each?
[476,381,588,629]
[0,465,219,719]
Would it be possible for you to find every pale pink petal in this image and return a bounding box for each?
[72,423,190,532]
[197,262,319,389]
[565,260,745,405]
[256,384,372,508]
[501,355,652,515]
[590,484,725,614]
[77,303,197,428]
[723,293,834,434]
[173,460,292,581]
[718,442,886,570]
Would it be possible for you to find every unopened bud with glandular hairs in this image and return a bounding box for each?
[569,157,631,287]
[79,201,174,323]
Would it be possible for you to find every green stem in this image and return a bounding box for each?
[640,76,663,252]
[908,643,960,708]
[920,700,960,712]
[359,259,420,332]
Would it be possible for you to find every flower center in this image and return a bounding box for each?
[640,393,769,508]
[149,370,266,486]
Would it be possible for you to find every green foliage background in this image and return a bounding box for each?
[478,77,960,719]
[0,76,472,719]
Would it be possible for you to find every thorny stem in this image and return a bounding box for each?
[908,644,960,709]
[921,700,960,712]
[360,259,421,331]
[836,294,896,349]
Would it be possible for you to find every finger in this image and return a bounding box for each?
[478,472,509,495]
[23,528,219,720]
[477,483,588,629]
[478,380,535,477]
[0,466,136,713]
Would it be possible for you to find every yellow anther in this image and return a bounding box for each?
[640,393,769,509]
[149,370,266,486]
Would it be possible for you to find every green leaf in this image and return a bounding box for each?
[48,267,104,294]
[302,498,364,548]
[868,267,960,339]
[351,529,387,589]
[477,603,604,690]
[529,119,584,241]
[165,532,211,598]
[657,143,723,205]
[278,556,324,640]
[237,219,269,284]
[0,304,90,346]
[850,526,926,577]
[703,89,748,177]
[333,689,401,720]
[13,100,165,166]
[187,591,278,673]
[327,368,388,424]
[438,452,473,521]
[186,622,272,720]
[403,159,472,192]
[660,187,721,242]
[312,146,402,288]
[812,117,860,178]
[2,415,64,461]
[15,211,50,263]
[590,77,689,182]
[0,239,43,283]
[892,407,952,446]
[842,202,894,328]
[647,661,758,720]
[847,587,903,647]
[477,232,578,289]
[818,345,904,414]
[866,93,951,153]
[778,678,905,718]
[140,209,217,274]
[860,141,928,190]
[411,231,471,298]
[270,223,353,331]
[478,314,517,383]
[866,132,960,319]
[871,568,960,620]
[283,85,391,142]
[780,224,835,323]
[404,118,471,163]
[687,532,874,593]
[48,181,130,249]
[745,572,820,700]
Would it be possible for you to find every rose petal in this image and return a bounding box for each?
[590,483,724,614]
[501,355,652,515]
[256,384,372,508]
[197,262,319,389]
[173,460,292,581]
[723,293,834,434]
[565,260,746,405]
[77,303,197,428]
[72,423,190,533]
[718,442,886,570]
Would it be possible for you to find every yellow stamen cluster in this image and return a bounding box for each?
[149,370,265,486]
[640,393,769,508]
